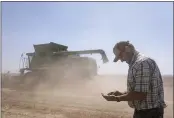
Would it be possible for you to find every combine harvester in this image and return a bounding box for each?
[3,42,109,90]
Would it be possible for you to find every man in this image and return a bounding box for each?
[102,41,166,118]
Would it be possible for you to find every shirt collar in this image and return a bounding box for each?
[129,51,139,67]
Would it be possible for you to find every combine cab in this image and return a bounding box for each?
[7,42,109,90]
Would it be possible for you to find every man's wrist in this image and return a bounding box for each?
[117,94,128,101]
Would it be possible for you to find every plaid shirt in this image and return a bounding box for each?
[127,51,166,110]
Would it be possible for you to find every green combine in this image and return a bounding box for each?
[4,42,109,90]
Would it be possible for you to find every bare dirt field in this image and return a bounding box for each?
[2,75,173,118]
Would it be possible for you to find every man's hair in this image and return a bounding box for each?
[113,41,135,53]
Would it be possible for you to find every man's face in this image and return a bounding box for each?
[119,51,130,63]
[114,48,131,63]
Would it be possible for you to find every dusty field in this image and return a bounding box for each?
[1,75,173,118]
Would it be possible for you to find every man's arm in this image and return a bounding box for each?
[102,91,146,102]
[116,91,147,101]
[117,61,151,102]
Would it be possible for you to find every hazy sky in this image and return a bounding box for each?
[2,2,173,75]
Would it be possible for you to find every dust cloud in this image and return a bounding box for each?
[26,59,128,105]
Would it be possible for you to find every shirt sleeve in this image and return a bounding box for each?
[133,61,151,93]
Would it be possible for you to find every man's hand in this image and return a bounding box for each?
[107,90,126,96]
[101,93,120,102]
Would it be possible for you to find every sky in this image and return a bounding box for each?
[2,2,173,75]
